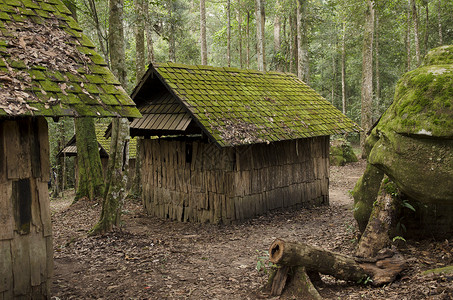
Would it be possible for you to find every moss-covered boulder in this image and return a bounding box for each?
[353,45,453,238]
[329,138,358,166]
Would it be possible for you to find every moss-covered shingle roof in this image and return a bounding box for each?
[0,0,140,118]
[57,121,137,159]
[135,62,360,147]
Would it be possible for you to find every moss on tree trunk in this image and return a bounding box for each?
[74,117,104,202]
[90,118,129,235]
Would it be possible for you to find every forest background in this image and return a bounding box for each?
[49,0,453,192]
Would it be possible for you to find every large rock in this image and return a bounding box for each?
[353,46,453,238]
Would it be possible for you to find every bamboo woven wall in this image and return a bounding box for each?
[141,136,329,224]
[0,117,53,299]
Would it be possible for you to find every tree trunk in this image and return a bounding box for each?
[375,12,380,114]
[289,12,296,74]
[246,11,250,68]
[88,0,109,66]
[424,2,428,56]
[360,0,374,158]
[437,0,443,45]
[144,0,155,64]
[237,2,243,69]
[406,0,412,71]
[109,0,126,85]
[168,0,176,62]
[296,0,309,82]
[227,0,231,67]
[341,22,346,115]
[274,0,281,71]
[90,0,129,235]
[410,0,421,66]
[255,0,265,71]
[74,117,105,202]
[135,0,145,84]
[356,177,398,258]
[90,118,130,235]
[200,0,207,65]
[269,239,405,286]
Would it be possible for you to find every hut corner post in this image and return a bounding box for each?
[0,117,53,299]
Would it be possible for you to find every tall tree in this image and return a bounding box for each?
[227,0,231,67]
[410,0,421,65]
[91,0,130,234]
[168,0,176,62]
[255,0,265,71]
[274,0,282,71]
[237,1,243,68]
[144,0,155,64]
[437,0,443,45]
[406,0,412,71]
[87,0,109,66]
[375,12,380,112]
[74,118,105,202]
[296,0,309,82]
[360,0,374,157]
[135,0,145,83]
[341,21,346,115]
[200,0,207,64]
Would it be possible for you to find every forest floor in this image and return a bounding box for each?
[50,159,452,300]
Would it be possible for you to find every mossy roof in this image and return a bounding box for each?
[57,121,137,159]
[0,0,140,118]
[134,62,360,147]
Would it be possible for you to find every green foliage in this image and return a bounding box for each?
[255,250,276,274]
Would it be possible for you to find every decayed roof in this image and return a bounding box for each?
[131,62,360,147]
[57,121,138,158]
[0,0,140,118]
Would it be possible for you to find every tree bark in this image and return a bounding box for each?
[296,0,309,82]
[109,0,126,85]
[74,117,105,202]
[237,2,243,69]
[246,11,250,68]
[144,0,155,64]
[341,22,346,115]
[375,12,380,113]
[88,0,109,66]
[410,0,421,66]
[227,0,231,67]
[437,0,443,45]
[360,0,374,158]
[356,177,398,258]
[168,0,176,62]
[255,0,265,71]
[406,0,412,71]
[200,0,207,65]
[135,0,145,84]
[269,239,405,286]
[90,118,129,235]
[273,0,281,72]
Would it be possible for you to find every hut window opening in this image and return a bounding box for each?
[12,179,32,234]
[185,143,193,164]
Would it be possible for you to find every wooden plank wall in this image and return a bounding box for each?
[141,136,329,224]
[0,117,53,299]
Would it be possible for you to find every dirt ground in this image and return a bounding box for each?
[51,159,452,299]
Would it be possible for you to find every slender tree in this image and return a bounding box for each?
[91,0,130,234]
[296,0,309,82]
[167,0,176,62]
[87,0,109,66]
[227,0,231,67]
[274,0,282,71]
[255,0,265,71]
[237,1,243,68]
[375,12,380,113]
[74,118,105,202]
[135,0,145,83]
[360,0,374,157]
[144,0,155,64]
[406,0,411,71]
[341,22,346,115]
[410,0,421,65]
[437,0,443,45]
[200,0,207,64]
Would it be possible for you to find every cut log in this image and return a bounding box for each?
[356,176,398,258]
[269,239,406,286]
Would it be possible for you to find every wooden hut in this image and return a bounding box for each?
[130,63,360,224]
[0,0,140,298]
[56,122,138,189]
